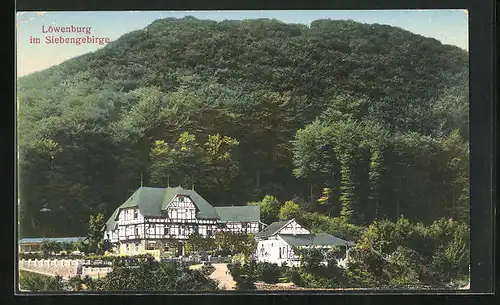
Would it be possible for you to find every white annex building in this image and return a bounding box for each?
[104,186,263,256]
[254,219,355,267]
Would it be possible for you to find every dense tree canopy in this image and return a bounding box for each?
[17,17,468,237]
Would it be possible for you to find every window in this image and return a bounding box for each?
[135,243,139,253]
[207,230,212,236]
[134,226,139,236]
[134,209,138,219]
[146,242,156,250]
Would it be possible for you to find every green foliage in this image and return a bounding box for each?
[249,195,281,224]
[81,213,107,255]
[40,240,62,257]
[150,132,240,196]
[286,266,303,286]
[214,231,256,256]
[231,253,247,265]
[278,200,301,220]
[17,18,469,291]
[200,263,216,276]
[358,217,414,255]
[19,270,66,292]
[345,246,389,287]
[227,262,257,290]
[427,219,469,283]
[296,247,325,270]
[257,262,281,284]
[295,212,364,241]
[185,232,216,255]
[103,260,219,291]
[59,242,77,253]
[355,217,469,287]
[20,256,218,292]
[384,246,432,287]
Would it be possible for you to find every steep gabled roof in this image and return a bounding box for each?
[215,205,260,222]
[122,187,165,217]
[255,219,292,238]
[105,208,120,231]
[278,233,355,247]
[105,186,220,230]
[162,187,219,219]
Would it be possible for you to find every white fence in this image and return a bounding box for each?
[19,259,112,279]
[20,258,82,267]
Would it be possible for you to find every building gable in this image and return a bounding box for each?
[162,187,219,219]
[255,218,309,239]
[276,219,310,235]
[165,195,197,221]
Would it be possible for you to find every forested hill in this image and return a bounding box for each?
[18,17,469,237]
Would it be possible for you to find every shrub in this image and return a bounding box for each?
[227,263,242,279]
[295,213,364,241]
[200,263,215,276]
[258,262,281,283]
[228,262,257,290]
[19,270,66,292]
[345,246,389,287]
[102,261,219,291]
[385,246,429,287]
[41,240,62,257]
[235,274,256,290]
[231,253,246,265]
[286,267,304,286]
[297,247,325,270]
[356,217,469,286]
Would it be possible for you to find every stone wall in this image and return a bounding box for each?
[19,259,112,279]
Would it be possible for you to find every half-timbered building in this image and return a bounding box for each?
[104,186,263,256]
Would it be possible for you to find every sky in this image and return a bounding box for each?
[16,10,469,78]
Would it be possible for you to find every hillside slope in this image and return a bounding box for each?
[17,17,468,236]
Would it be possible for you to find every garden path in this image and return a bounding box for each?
[209,263,236,290]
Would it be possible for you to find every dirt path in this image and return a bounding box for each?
[209,263,236,290]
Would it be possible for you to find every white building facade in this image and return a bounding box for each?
[104,186,262,256]
[255,219,354,267]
